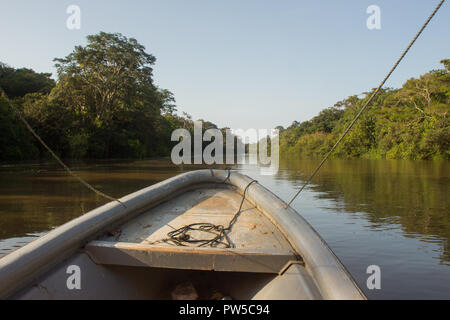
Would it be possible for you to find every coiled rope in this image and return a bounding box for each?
[286,0,446,208]
[147,176,257,248]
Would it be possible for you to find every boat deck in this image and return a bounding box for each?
[101,186,294,252]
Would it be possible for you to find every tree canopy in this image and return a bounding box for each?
[53,32,159,125]
[0,32,198,161]
[0,63,55,98]
[0,32,448,162]
[280,59,449,160]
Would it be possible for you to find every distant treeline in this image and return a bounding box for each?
[0,32,222,162]
[1,32,448,162]
[277,60,449,160]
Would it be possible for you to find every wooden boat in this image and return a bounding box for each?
[0,169,366,300]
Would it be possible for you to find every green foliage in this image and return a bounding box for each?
[53,32,159,125]
[0,63,55,98]
[1,37,447,163]
[0,96,39,160]
[280,60,450,160]
[0,32,199,161]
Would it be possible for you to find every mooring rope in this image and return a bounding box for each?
[0,86,126,207]
[285,0,446,208]
[147,178,257,248]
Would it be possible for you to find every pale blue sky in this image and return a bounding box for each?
[0,1,448,130]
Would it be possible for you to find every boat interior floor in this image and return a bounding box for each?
[102,186,294,251]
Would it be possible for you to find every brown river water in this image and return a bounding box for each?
[0,158,449,299]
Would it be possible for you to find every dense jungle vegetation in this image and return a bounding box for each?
[0,32,208,161]
[278,59,449,160]
[0,31,448,161]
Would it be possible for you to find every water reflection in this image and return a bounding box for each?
[0,160,189,240]
[276,157,450,264]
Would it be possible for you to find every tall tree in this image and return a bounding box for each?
[53,32,161,125]
[52,32,173,158]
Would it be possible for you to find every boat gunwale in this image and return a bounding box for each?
[224,171,367,300]
[0,169,366,300]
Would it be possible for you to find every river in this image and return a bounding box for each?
[0,158,449,299]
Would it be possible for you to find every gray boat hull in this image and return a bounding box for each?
[0,169,366,300]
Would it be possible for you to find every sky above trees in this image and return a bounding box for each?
[1,1,449,130]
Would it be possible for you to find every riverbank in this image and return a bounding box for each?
[278,60,449,161]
